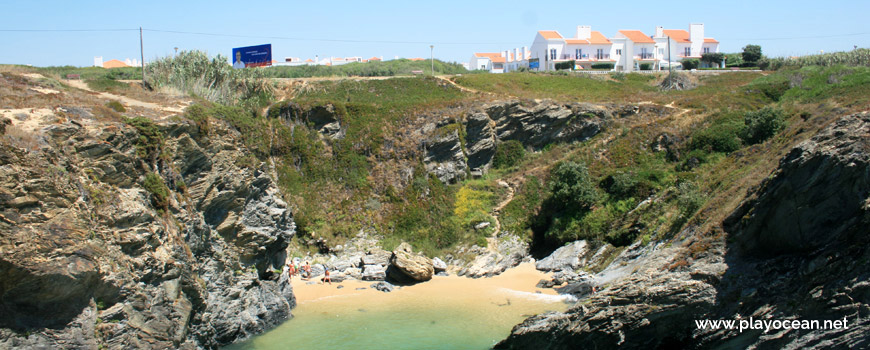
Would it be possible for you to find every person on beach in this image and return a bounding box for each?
[287,262,296,279]
[303,262,311,280]
[321,268,332,285]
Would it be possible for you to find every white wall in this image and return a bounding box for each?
[689,23,704,58]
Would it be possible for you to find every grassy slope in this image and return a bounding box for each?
[272,67,870,258]
[264,59,470,78]
[9,61,868,259]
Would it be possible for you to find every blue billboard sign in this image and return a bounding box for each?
[232,44,272,69]
[529,58,540,69]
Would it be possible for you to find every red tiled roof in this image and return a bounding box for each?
[619,30,655,43]
[538,30,564,40]
[589,31,611,44]
[409,57,425,61]
[305,59,314,62]
[663,29,691,43]
[474,52,502,59]
[103,59,129,68]
[368,56,382,61]
[565,39,589,44]
[704,38,719,43]
[491,57,506,63]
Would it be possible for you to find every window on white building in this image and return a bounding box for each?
[684,47,691,57]
[550,48,557,60]
[616,49,622,56]
[480,65,486,70]
[703,47,710,54]
[575,49,582,59]
[596,48,604,59]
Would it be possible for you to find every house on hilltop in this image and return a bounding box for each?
[476,23,720,73]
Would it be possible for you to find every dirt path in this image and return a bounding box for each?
[486,179,515,252]
[64,79,184,115]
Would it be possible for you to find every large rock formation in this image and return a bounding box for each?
[422,100,625,182]
[726,113,870,254]
[457,234,528,278]
[496,112,870,349]
[423,125,467,184]
[387,242,434,283]
[535,240,590,272]
[0,113,297,349]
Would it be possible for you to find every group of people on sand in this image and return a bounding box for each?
[285,261,331,284]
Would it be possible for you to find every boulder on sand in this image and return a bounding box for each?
[388,243,434,282]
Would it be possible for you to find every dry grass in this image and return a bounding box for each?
[2,124,42,151]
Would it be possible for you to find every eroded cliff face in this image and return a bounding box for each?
[423,100,635,183]
[496,113,870,349]
[0,112,296,349]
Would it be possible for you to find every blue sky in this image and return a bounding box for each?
[2,0,868,67]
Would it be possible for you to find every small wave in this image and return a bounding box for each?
[497,288,577,303]
[298,293,360,304]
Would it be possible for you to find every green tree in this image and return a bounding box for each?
[742,45,762,64]
[549,161,597,211]
[701,52,725,66]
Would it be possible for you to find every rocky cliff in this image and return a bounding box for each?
[0,110,296,348]
[496,112,870,349]
[422,100,632,183]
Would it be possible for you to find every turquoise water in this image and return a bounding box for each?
[225,264,570,350]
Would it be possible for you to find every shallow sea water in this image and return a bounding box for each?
[225,263,571,350]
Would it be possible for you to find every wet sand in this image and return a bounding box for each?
[227,263,572,350]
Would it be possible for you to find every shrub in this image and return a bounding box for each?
[740,107,786,144]
[690,126,741,153]
[742,44,762,64]
[676,181,705,219]
[492,140,525,168]
[639,63,652,71]
[145,50,274,107]
[601,172,638,199]
[185,104,210,136]
[143,172,170,211]
[86,78,128,92]
[681,59,700,70]
[591,63,614,69]
[105,100,125,113]
[759,48,870,71]
[124,116,164,163]
[555,60,576,71]
[549,161,597,211]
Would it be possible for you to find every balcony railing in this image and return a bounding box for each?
[561,54,611,61]
[636,53,654,59]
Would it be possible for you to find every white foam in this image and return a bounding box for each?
[497,288,577,303]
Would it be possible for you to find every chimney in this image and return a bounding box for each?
[689,23,704,43]
[655,26,664,38]
[514,48,520,62]
[522,46,528,60]
[576,25,592,40]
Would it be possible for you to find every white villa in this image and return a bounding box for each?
[472,23,720,73]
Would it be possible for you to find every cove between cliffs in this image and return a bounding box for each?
[225,263,572,350]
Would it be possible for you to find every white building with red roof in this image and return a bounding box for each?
[653,24,721,69]
[492,23,720,72]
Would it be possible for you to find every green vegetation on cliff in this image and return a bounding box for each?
[164,59,870,257]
